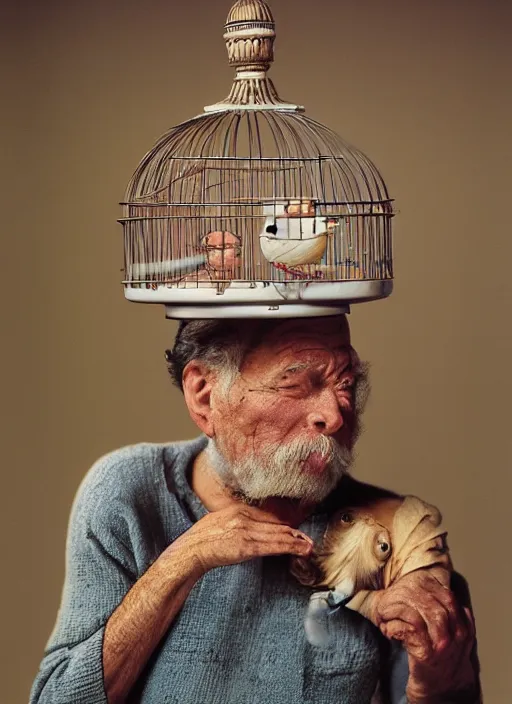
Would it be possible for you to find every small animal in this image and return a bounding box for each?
[291,495,451,646]
[260,200,331,268]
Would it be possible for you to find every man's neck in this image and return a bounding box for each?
[191,448,316,527]
[191,449,236,512]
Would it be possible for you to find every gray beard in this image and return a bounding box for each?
[206,435,353,504]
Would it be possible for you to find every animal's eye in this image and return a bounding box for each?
[340,512,353,524]
[373,531,392,561]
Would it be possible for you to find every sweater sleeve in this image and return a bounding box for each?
[30,451,142,704]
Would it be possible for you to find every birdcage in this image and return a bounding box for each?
[119,0,394,319]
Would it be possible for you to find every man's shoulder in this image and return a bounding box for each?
[73,437,205,516]
[78,442,167,496]
[65,438,207,551]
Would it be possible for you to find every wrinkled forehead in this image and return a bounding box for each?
[242,316,353,370]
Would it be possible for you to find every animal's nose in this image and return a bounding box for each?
[306,389,344,435]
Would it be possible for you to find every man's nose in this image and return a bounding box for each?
[306,389,344,435]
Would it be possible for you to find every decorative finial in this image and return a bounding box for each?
[224,0,276,73]
[204,0,303,113]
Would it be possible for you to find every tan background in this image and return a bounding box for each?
[3,0,511,701]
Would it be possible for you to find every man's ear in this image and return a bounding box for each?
[182,361,215,437]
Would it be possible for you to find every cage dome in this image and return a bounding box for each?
[120,0,394,319]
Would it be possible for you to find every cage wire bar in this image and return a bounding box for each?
[119,0,394,317]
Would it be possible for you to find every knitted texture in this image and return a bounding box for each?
[30,437,407,704]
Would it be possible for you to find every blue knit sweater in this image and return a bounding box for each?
[31,437,409,704]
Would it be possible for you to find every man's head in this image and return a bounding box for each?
[166,316,369,505]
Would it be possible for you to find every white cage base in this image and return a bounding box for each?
[124,280,393,319]
[165,303,351,319]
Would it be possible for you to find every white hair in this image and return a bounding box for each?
[206,434,353,504]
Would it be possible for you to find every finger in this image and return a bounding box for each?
[385,574,474,656]
[458,607,476,657]
[428,585,470,639]
[244,532,314,557]
[385,598,474,664]
[381,618,415,641]
[248,528,314,550]
[463,607,475,639]
[408,591,472,656]
[222,512,307,539]
[378,603,430,644]
[247,542,311,559]
[432,583,459,611]
[381,590,452,650]
[245,520,314,545]
[382,619,433,661]
[416,597,451,651]
[427,589,473,648]
[411,579,471,644]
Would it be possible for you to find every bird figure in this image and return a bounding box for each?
[259,200,330,271]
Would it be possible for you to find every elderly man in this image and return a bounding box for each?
[31,316,481,704]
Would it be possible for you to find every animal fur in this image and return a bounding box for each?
[291,495,452,644]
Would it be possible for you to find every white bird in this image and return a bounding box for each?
[259,201,329,268]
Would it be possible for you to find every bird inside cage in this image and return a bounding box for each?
[259,199,337,278]
[290,495,452,647]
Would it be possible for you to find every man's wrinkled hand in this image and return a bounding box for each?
[167,504,314,577]
[369,570,477,703]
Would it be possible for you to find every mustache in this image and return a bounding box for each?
[259,434,350,468]
[207,433,352,504]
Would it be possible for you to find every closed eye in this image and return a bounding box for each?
[335,378,355,411]
[336,377,355,392]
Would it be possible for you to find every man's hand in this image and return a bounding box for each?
[369,570,478,703]
[168,504,314,577]
[104,504,312,703]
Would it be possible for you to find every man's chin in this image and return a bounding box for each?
[207,437,351,505]
[229,473,342,506]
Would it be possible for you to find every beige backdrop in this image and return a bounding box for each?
[3,0,511,701]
